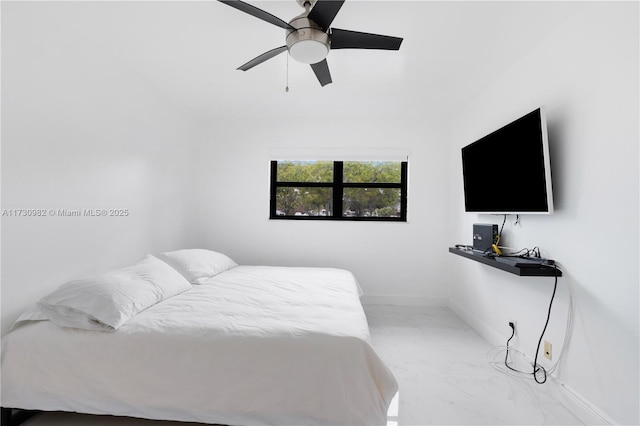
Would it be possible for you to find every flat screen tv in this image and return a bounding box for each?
[461,107,554,214]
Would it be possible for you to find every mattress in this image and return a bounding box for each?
[1,265,398,425]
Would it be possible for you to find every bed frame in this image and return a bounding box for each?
[1,408,39,426]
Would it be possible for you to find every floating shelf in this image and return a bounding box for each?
[449,247,562,277]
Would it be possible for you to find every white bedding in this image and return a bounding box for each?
[1,266,398,425]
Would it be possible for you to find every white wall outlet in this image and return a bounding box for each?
[544,340,552,360]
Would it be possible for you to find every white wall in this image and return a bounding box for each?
[190,115,452,304]
[1,2,201,335]
[447,3,639,424]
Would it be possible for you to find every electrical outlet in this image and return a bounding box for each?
[544,340,552,360]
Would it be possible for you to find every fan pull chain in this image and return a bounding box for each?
[285,53,289,93]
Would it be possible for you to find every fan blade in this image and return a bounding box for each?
[330,28,403,50]
[307,0,345,30]
[237,46,287,71]
[219,0,294,30]
[310,59,332,87]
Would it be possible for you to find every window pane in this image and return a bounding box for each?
[343,161,401,184]
[275,187,333,217]
[343,188,401,217]
[276,161,333,183]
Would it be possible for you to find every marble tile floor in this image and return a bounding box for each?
[366,305,582,426]
[22,305,582,426]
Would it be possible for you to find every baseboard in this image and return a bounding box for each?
[449,300,506,346]
[360,294,448,307]
[449,300,616,425]
[548,379,617,425]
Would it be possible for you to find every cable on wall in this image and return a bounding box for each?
[532,264,559,384]
[488,263,571,384]
[547,267,574,375]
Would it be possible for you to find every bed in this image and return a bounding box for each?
[1,250,398,426]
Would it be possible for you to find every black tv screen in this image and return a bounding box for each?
[461,108,554,214]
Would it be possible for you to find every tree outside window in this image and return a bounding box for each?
[270,160,407,221]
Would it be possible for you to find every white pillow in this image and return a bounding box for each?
[37,254,192,331]
[156,249,238,284]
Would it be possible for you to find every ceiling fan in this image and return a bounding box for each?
[218,0,403,87]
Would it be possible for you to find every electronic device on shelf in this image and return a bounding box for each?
[494,256,546,268]
[472,223,499,253]
[461,107,554,214]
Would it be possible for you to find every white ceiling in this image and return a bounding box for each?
[4,1,585,120]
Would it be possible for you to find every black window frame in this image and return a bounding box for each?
[269,160,408,222]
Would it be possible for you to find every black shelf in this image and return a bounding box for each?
[449,247,562,277]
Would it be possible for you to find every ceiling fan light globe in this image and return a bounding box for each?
[289,39,329,64]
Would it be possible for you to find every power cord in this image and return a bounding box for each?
[498,214,507,240]
[497,246,542,259]
[493,215,507,255]
[532,264,559,384]
[490,264,562,385]
[504,321,518,372]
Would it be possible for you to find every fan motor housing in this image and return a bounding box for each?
[286,14,330,64]
[295,0,317,8]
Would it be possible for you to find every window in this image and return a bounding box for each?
[270,160,408,221]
